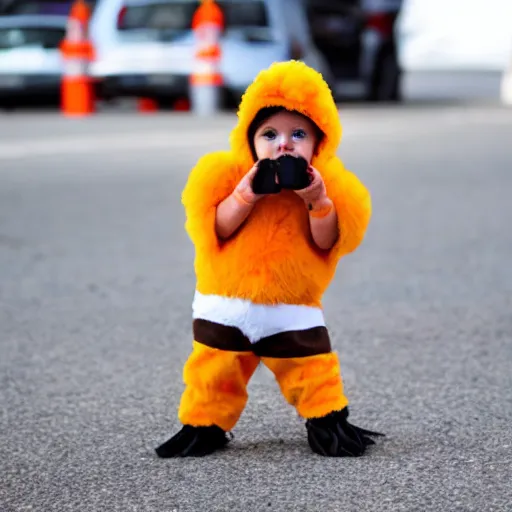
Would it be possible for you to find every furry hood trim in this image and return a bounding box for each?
[229,60,342,170]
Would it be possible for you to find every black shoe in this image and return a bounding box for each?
[305,407,384,457]
[155,425,231,458]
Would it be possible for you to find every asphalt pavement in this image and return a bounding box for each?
[1,101,511,512]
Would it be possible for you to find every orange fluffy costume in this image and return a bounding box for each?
[155,60,383,458]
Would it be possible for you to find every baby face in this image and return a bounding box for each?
[253,110,318,163]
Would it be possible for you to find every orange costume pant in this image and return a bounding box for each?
[178,318,349,432]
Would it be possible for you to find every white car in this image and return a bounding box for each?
[2,0,404,106]
[0,14,66,106]
[88,0,334,106]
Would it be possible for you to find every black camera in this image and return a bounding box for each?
[252,158,281,194]
[252,155,310,195]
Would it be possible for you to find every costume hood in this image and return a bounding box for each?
[229,60,342,171]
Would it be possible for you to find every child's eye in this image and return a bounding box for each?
[262,130,276,140]
[293,129,307,139]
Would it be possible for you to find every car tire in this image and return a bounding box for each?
[0,100,17,111]
[221,88,241,111]
[368,49,401,102]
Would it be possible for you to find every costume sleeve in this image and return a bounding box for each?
[181,151,238,253]
[321,155,372,262]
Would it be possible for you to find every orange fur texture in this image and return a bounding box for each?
[261,352,348,419]
[179,341,260,431]
[182,60,372,307]
[178,341,348,429]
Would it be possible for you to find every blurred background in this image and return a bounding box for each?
[1,0,511,110]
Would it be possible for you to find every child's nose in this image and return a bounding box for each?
[278,134,293,150]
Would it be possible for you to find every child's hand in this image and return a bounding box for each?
[294,165,328,207]
[233,162,265,205]
[216,163,263,239]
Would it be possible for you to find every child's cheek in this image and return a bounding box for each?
[298,144,314,164]
[254,140,273,160]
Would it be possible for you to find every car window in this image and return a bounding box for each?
[222,1,268,27]
[3,0,98,15]
[306,0,363,44]
[0,26,65,49]
[120,2,199,31]
[119,0,268,31]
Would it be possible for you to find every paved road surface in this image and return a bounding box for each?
[1,104,511,512]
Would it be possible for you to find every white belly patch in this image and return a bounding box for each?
[192,290,326,344]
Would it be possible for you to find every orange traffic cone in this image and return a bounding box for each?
[190,0,224,115]
[60,0,95,116]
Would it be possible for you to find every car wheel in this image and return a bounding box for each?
[221,88,241,111]
[0,101,16,111]
[368,50,401,102]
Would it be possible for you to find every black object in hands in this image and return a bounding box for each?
[155,425,231,458]
[252,155,310,194]
[276,154,310,190]
[252,158,281,194]
[305,407,384,457]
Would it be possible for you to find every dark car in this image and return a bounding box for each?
[306,0,402,102]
